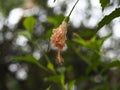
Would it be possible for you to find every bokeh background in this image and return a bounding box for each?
[0,0,120,90]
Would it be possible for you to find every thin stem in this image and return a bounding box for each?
[68,0,79,18]
[32,40,57,75]
[37,63,49,72]
[33,40,51,62]
[64,0,79,22]
[71,44,91,65]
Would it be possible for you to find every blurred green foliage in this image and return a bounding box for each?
[0,0,120,90]
[0,0,23,15]
[100,0,110,10]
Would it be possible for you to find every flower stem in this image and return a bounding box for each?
[64,0,79,23]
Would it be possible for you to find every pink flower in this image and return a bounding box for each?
[51,21,67,65]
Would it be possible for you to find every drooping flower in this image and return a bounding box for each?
[50,0,79,65]
[50,21,67,65]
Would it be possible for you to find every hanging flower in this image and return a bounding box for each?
[50,0,79,65]
[50,21,67,65]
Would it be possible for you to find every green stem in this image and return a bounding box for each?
[64,0,79,23]
[37,63,49,72]
[71,44,91,65]
[32,40,57,75]
[68,0,79,18]
[33,40,51,62]
[63,86,66,90]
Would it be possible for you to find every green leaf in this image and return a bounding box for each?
[73,34,99,51]
[79,29,96,38]
[68,80,76,90]
[87,36,100,51]
[48,15,65,27]
[17,31,32,40]
[44,29,52,38]
[12,56,40,66]
[66,65,73,73]
[73,33,87,47]
[97,7,120,31]
[46,86,51,90]
[87,33,112,52]
[23,16,36,32]
[57,67,66,74]
[101,60,120,74]
[100,0,110,10]
[73,33,112,52]
[45,74,64,86]
[47,62,55,72]
[98,33,112,47]
[86,60,104,74]
[12,56,49,72]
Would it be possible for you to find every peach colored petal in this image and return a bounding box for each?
[51,21,67,50]
[50,21,67,65]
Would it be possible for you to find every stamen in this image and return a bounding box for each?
[56,49,64,65]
